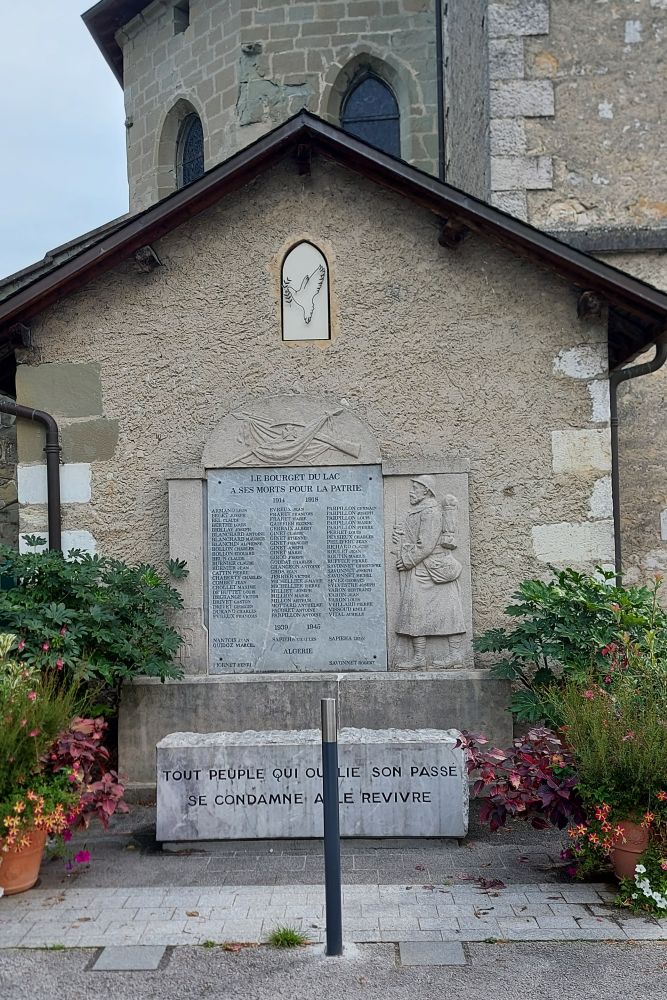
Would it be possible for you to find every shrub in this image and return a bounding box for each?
[267,925,309,948]
[457,727,585,833]
[0,541,186,708]
[476,568,667,721]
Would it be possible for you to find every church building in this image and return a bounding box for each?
[0,0,665,791]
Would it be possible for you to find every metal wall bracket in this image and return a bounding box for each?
[134,246,162,272]
[296,142,312,176]
[438,217,470,249]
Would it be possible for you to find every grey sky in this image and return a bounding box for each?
[0,1,127,280]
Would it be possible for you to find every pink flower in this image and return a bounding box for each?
[60,626,67,636]
[19,719,27,727]
[56,660,64,671]
[622,731,635,742]
[604,676,612,685]
[74,850,90,865]
[62,829,73,843]
[27,691,37,702]
[41,642,50,652]
[17,640,25,652]
[28,728,40,737]
[583,690,595,700]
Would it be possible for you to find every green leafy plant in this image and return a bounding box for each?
[476,568,667,721]
[0,542,186,708]
[618,846,667,914]
[267,925,309,948]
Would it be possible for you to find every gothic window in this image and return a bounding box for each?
[176,113,204,188]
[340,75,400,157]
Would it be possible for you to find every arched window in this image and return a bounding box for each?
[176,113,204,188]
[340,75,400,157]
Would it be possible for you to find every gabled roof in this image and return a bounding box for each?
[1,111,666,368]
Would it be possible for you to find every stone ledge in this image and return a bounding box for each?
[120,670,512,786]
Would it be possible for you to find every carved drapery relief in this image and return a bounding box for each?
[202,395,380,469]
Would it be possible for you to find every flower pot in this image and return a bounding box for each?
[0,829,47,895]
[609,820,649,880]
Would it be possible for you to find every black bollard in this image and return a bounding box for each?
[321,697,343,956]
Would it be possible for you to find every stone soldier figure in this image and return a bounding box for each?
[393,475,466,668]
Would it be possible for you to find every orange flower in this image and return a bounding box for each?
[642,811,655,828]
[657,791,667,802]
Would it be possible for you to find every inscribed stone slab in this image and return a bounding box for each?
[207,465,387,673]
[156,728,468,841]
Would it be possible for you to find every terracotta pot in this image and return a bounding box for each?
[609,820,650,880]
[0,829,47,895]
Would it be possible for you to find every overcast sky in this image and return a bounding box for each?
[0,1,128,279]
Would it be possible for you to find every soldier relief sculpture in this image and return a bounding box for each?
[393,476,466,668]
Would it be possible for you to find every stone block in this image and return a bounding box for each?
[490,81,554,118]
[119,670,512,787]
[553,345,608,379]
[490,191,528,220]
[531,521,615,564]
[156,727,468,840]
[551,428,612,473]
[17,463,91,504]
[489,37,525,79]
[488,0,549,38]
[661,508,667,542]
[490,155,552,191]
[16,363,103,418]
[588,381,610,423]
[490,119,527,155]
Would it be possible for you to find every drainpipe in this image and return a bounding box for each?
[435,0,446,181]
[609,340,667,582]
[0,398,62,552]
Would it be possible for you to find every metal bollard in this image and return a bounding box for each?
[321,698,343,956]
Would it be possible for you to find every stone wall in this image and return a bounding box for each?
[15,156,612,638]
[121,0,440,211]
[444,0,489,200]
[596,251,667,602]
[524,0,666,230]
[0,409,18,548]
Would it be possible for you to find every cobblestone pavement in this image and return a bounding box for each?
[1,882,666,948]
[3,806,665,950]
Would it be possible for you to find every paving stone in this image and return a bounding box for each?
[399,941,466,966]
[92,946,166,971]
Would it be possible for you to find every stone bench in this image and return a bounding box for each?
[156,727,468,841]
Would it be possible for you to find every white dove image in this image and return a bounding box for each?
[282,265,326,323]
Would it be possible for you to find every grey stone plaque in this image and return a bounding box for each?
[156,728,468,840]
[207,465,387,673]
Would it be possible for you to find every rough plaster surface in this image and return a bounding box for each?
[16,156,609,638]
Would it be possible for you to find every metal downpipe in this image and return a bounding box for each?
[435,0,446,182]
[0,398,62,551]
[609,340,667,581]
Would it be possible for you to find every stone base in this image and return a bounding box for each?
[119,669,512,787]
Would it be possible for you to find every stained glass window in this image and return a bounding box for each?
[177,114,204,188]
[341,75,401,157]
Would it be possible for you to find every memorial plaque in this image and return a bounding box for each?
[207,465,387,672]
[156,728,468,841]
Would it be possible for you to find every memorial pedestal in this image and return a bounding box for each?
[156,727,469,840]
[120,669,512,792]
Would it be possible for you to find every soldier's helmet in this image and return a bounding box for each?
[410,475,437,497]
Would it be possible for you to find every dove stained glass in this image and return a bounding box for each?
[340,75,401,158]
[281,241,330,342]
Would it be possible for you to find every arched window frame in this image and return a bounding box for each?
[280,240,331,342]
[340,72,401,157]
[176,113,205,188]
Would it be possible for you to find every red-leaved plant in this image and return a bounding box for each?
[457,727,585,832]
[42,718,128,833]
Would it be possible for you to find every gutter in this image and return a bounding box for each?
[435,0,446,182]
[609,340,667,581]
[0,399,62,551]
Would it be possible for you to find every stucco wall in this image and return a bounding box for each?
[15,157,612,638]
[121,0,440,211]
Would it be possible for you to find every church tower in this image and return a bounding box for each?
[83,0,489,212]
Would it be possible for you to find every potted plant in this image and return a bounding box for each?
[0,634,128,894]
[555,633,667,880]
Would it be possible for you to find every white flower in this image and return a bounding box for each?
[632,893,638,899]
[635,864,647,874]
